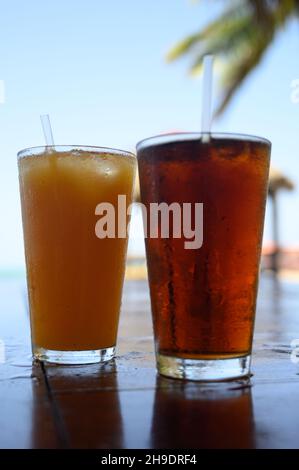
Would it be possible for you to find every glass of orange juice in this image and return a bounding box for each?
[18,145,136,364]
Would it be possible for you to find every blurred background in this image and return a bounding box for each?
[0,0,298,278]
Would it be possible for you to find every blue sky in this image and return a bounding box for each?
[0,0,299,268]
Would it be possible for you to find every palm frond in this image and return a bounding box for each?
[167,0,299,116]
[215,0,297,115]
[188,15,257,75]
[167,2,250,61]
[166,32,203,61]
[215,35,274,116]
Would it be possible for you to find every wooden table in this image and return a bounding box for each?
[0,275,299,449]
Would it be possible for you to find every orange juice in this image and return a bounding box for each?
[18,146,135,364]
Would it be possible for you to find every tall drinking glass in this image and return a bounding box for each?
[18,146,135,364]
[137,133,271,381]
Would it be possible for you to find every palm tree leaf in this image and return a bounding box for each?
[166,32,203,61]
[188,16,257,75]
[215,35,274,116]
[167,0,299,116]
[167,1,251,61]
[214,1,298,114]
[197,2,251,39]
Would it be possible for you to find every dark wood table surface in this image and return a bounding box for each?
[0,274,299,449]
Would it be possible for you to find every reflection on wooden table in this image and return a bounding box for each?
[0,275,299,448]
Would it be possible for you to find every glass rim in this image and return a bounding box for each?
[17,144,136,160]
[136,132,272,151]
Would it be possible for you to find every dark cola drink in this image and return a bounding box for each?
[137,133,271,381]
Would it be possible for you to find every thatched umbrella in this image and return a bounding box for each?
[268,167,294,194]
[268,167,294,272]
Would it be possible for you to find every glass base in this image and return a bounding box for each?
[156,353,251,382]
[34,346,115,365]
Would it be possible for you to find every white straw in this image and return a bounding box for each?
[40,114,55,146]
[201,55,214,143]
